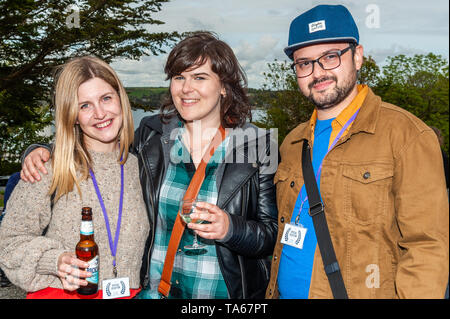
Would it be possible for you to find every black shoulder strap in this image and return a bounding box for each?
[301,140,348,299]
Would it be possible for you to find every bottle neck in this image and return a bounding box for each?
[80,219,94,240]
[80,233,95,241]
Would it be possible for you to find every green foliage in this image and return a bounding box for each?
[126,87,169,111]
[0,102,53,172]
[257,53,449,153]
[252,60,314,144]
[358,55,381,87]
[374,53,449,153]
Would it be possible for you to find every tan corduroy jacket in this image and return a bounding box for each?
[266,87,449,299]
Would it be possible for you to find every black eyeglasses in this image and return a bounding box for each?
[291,45,353,78]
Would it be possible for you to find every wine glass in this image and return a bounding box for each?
[179,199,205,250]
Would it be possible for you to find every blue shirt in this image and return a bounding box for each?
[277,117,334,299]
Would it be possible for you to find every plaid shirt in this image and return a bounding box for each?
[139,128,229,299]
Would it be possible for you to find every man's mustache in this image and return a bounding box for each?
[308,76,337,90]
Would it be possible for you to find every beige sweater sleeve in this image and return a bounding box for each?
[0,167,67,292]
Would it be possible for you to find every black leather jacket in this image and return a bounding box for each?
[132,115,278,299]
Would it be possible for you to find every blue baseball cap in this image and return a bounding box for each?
[284,5,359,60]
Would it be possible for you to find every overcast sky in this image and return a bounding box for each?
[111,0,449,89]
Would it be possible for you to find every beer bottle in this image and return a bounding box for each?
[75,207,99,295]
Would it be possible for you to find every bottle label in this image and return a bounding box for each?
[80,221,94,236]
[86,256,99,284]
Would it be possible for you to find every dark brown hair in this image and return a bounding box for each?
[160,31,251,128]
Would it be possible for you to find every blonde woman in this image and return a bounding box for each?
[0,56,149,299]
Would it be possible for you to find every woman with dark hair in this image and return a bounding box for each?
[135,31,278,299]
[20,31,278,299]
[160,31,251,129]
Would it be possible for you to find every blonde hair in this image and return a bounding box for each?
[49,56,134,202]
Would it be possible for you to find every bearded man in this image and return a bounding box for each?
[266,4,448,299]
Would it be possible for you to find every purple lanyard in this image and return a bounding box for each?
[294,109,360,224]
[89,160,124,277]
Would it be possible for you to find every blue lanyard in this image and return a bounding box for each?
[294,109,360,225]
[89,157,124,277]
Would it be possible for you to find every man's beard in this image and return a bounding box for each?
[305,70,357,110]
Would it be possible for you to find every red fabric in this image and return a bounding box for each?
[26,287,140,299]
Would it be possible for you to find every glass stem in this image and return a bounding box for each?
[193,234,199,247]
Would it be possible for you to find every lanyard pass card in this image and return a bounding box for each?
[281,223,308,250]
[89,156,130,299]
[102,277,130,299]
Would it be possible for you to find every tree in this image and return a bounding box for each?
[0,99,53,174]
[374,53,449,153]
[0,0,179,171]
[253,59,314,144]
[358,55,380,87]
